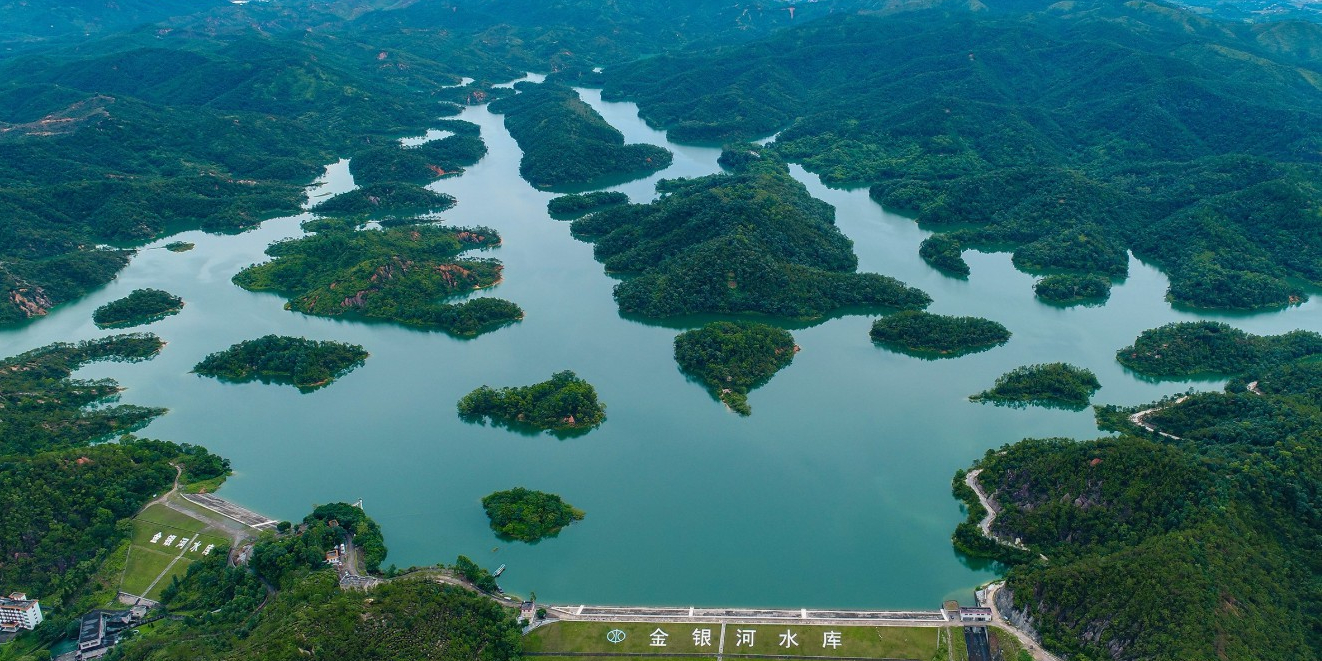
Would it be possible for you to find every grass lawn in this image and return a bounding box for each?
[526,621,940,660]
[136,503,212,533]
[121,504,228,599]
[120,545,178,597]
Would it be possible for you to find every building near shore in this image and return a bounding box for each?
[959,607,993,622]
[0,592,43,631]
[77,609,135,659]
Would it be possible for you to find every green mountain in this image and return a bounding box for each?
[601,1,1322,310]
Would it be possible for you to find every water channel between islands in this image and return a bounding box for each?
[4,81,1321,610]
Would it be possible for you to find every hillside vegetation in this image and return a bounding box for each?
[489,82,671,189]
[870,311,1010,356]
[92,288,184,328]
[193,335,369,391]
[674,321,796,415]
[970,363,1101,409]
[571,152,930,318]
[458,370,606,434]
[1116,321,1322,378]
[481,487,585,542]
[233,224,522,335]
[602,5,1322,310]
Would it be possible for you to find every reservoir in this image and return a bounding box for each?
[3,83,1320,609]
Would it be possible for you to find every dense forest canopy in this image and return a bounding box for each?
[950,316,1322,659]
[1032,274,1111,305]
[481,487,586,543]
[0,334,165,456]
[91,288,184,328]
[0,336,229,644]
[571,152,930,318]
[970,362,1101,409]
[1116,320,1322,378]
[458,370,606,434]
[673,321,797,415]
[869,310,1011,356]
[547,191,630,218]
[192,335,369,391]
[232,223,523,335]
[601,4,1322,310]
[350,120,488,185]
[488,82,672,189]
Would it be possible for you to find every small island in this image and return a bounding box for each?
[1034,274,1111,305]
[1117,321,1322,378]
[92,288,184,328]
[164,241,195,252]
[457,370,605,435]
[193,335,368,391]
[919,235,970,277]
[970,362,1102,409]
[481,487,585,542]
[870,311,1011,356]
[232,224,522,336]
[547,191,630,218]
[315,183,456,216]
[674,321,796,415]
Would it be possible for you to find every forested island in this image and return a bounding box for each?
[602,7,1322,311]
[1033,274,1111,305]
[192,335,368,391]
[232,224,522,335]
[571,153,930,318]
[869,311,1010,356]
[315,182,456,216]
[350,119,487,184]
[489,82,672,189]
[673,321,796,415]
[1116,321,1322,378]
[481,487,585,542]
[547,191,629,218]
[970,363,1101,409]
[92,288,184,328]
[458,370,605,435]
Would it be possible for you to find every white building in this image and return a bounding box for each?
[0,592,43,631]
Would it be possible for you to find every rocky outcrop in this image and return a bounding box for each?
[9,286,54,318]
[996,586,1044,645]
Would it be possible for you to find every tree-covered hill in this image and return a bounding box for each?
[570,151,930,318]
[600,2,1322,310]
[233,223,523,335]
[955,335,1322,659]
[0,26,521,324]
[489,82,671,189]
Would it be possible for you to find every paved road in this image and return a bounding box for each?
[965,470,1028,552]
[982,582,1062,661]
[545,604,948,627]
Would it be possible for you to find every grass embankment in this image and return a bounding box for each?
[526,621,940,659]
[120,504,228,600]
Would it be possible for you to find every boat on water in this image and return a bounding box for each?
[493,564,506,577]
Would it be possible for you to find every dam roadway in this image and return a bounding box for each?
[544,604,950,627]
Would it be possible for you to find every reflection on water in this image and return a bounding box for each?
[4,78,1321,610]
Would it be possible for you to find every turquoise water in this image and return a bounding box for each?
[4,85,1320,610]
